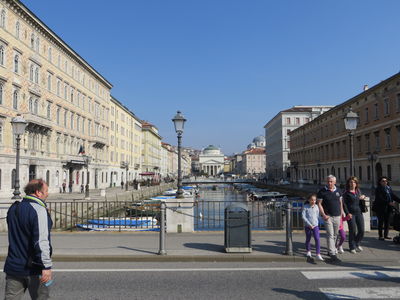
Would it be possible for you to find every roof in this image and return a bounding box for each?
[244,148,265,155]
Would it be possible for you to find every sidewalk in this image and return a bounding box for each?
[0,231,398,263]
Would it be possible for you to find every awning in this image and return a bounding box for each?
[139,172,155,176]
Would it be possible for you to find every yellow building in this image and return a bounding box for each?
[109,96,142,187]
[141,121,162,178]
[0,0,112,196]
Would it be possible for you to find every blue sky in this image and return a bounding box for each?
[22,0,400,155]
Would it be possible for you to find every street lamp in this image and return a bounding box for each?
[172,110,186,198]
[344,107,358,177]
[83,154,91,199]
[11,114,27,200]
[367,151,378,195]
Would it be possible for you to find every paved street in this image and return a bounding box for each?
[0,261,399,299]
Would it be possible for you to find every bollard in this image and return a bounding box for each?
[283,201,293,255]
[158,201,167,255]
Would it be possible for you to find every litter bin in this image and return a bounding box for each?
[224,203,252,253]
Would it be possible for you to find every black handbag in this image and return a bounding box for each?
[359,199,368,213]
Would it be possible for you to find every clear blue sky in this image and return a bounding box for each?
[22,0,400,155]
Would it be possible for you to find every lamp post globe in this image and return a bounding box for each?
[172,111,186,199]
[11,114,27,200]
[343,107,358,177]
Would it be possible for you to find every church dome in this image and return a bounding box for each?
[203,145,221,155]
[253,135,265,143]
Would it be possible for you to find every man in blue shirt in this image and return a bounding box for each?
[317,175,344,263]
[4,179,53,299]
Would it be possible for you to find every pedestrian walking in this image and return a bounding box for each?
[343,176,365,253]
[121,181,124,189]
[68,181,73,193]
[80,184,84,193]
[372,176,400,240]
[62,181,66,193]
[4,179,53,300]
[335,214,350,254]
[301,194,324,261]
[317,175,347,263]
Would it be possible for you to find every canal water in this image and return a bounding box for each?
[194,185,292,231]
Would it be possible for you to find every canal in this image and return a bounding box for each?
[194,184,303,231]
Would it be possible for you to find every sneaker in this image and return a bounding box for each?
[379,237,385,241]
[316,254,324,261]
[329,255,341,263]
[306,251,312,258]
[384,236,392,240]
[356,246,363,252]
[337,246,344,254]
[350,249,357,254]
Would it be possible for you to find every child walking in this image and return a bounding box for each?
[302,194,324,261]
[336,215,350,254]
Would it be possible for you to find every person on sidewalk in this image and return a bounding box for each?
[335,214,350,254]
[343,176,365,253]
[301,194,324,261]
[4,179,53,300]
[373,176,400,240]
[317,175,346,263]
[62,181,66,193]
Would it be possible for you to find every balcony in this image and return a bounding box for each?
[24,112,52,135]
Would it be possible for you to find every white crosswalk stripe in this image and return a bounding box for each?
[301,268,400,299]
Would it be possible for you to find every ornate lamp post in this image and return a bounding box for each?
[11,114,27,200]
[83,154,91,199]
[367,151,378,195]
[172,111,186,199]
[344,107,358,177]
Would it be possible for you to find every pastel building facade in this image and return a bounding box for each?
[264,106,333,181]
[0,0,111,198]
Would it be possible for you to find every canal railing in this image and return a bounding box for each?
[0,199,304,232]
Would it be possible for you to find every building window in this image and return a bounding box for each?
[70,114,74,129]
[56,107,60,124]
[14,54,19,73]
[47,74,51,91]
[57,80,60,96]
[34,66,39,84]
[358,166,362,180]
[295,117,300,125]
[48,47,52,62]
[29,97,34,113]
[34,99,38,115]
[286,117,291,125]
[387,164,392,180]
[365,133,370,152]
[0,83,3,105]
[397,94,400,112]
[47,101,51,119]
[64,110,67,128]
[397,126,400,147]
[384,128,391,149]
[0,45,4,66]
[365,107,369,123]
[384,99,390,115]
[0,10,5,28]
[374,103,379,120]
[29,65,34,81]
[374,131,380,151]
[12,90,18,110]
[15,21,20,39]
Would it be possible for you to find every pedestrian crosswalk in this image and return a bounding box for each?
[301,268,400,299]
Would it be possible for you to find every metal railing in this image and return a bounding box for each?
[193,200,305,231]
[46,200,161,231]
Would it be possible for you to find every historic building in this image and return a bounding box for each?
[141,121,162,177]
[264,106,333,182]
[0,0,112,198]
[198,145,224,176]
[289,74,400,190]
[247,135,265,149]
[241,147,266,175]
[109,96,142,187]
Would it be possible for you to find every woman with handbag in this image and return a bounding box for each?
[373,176,400,240]
[343,176,365,253]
